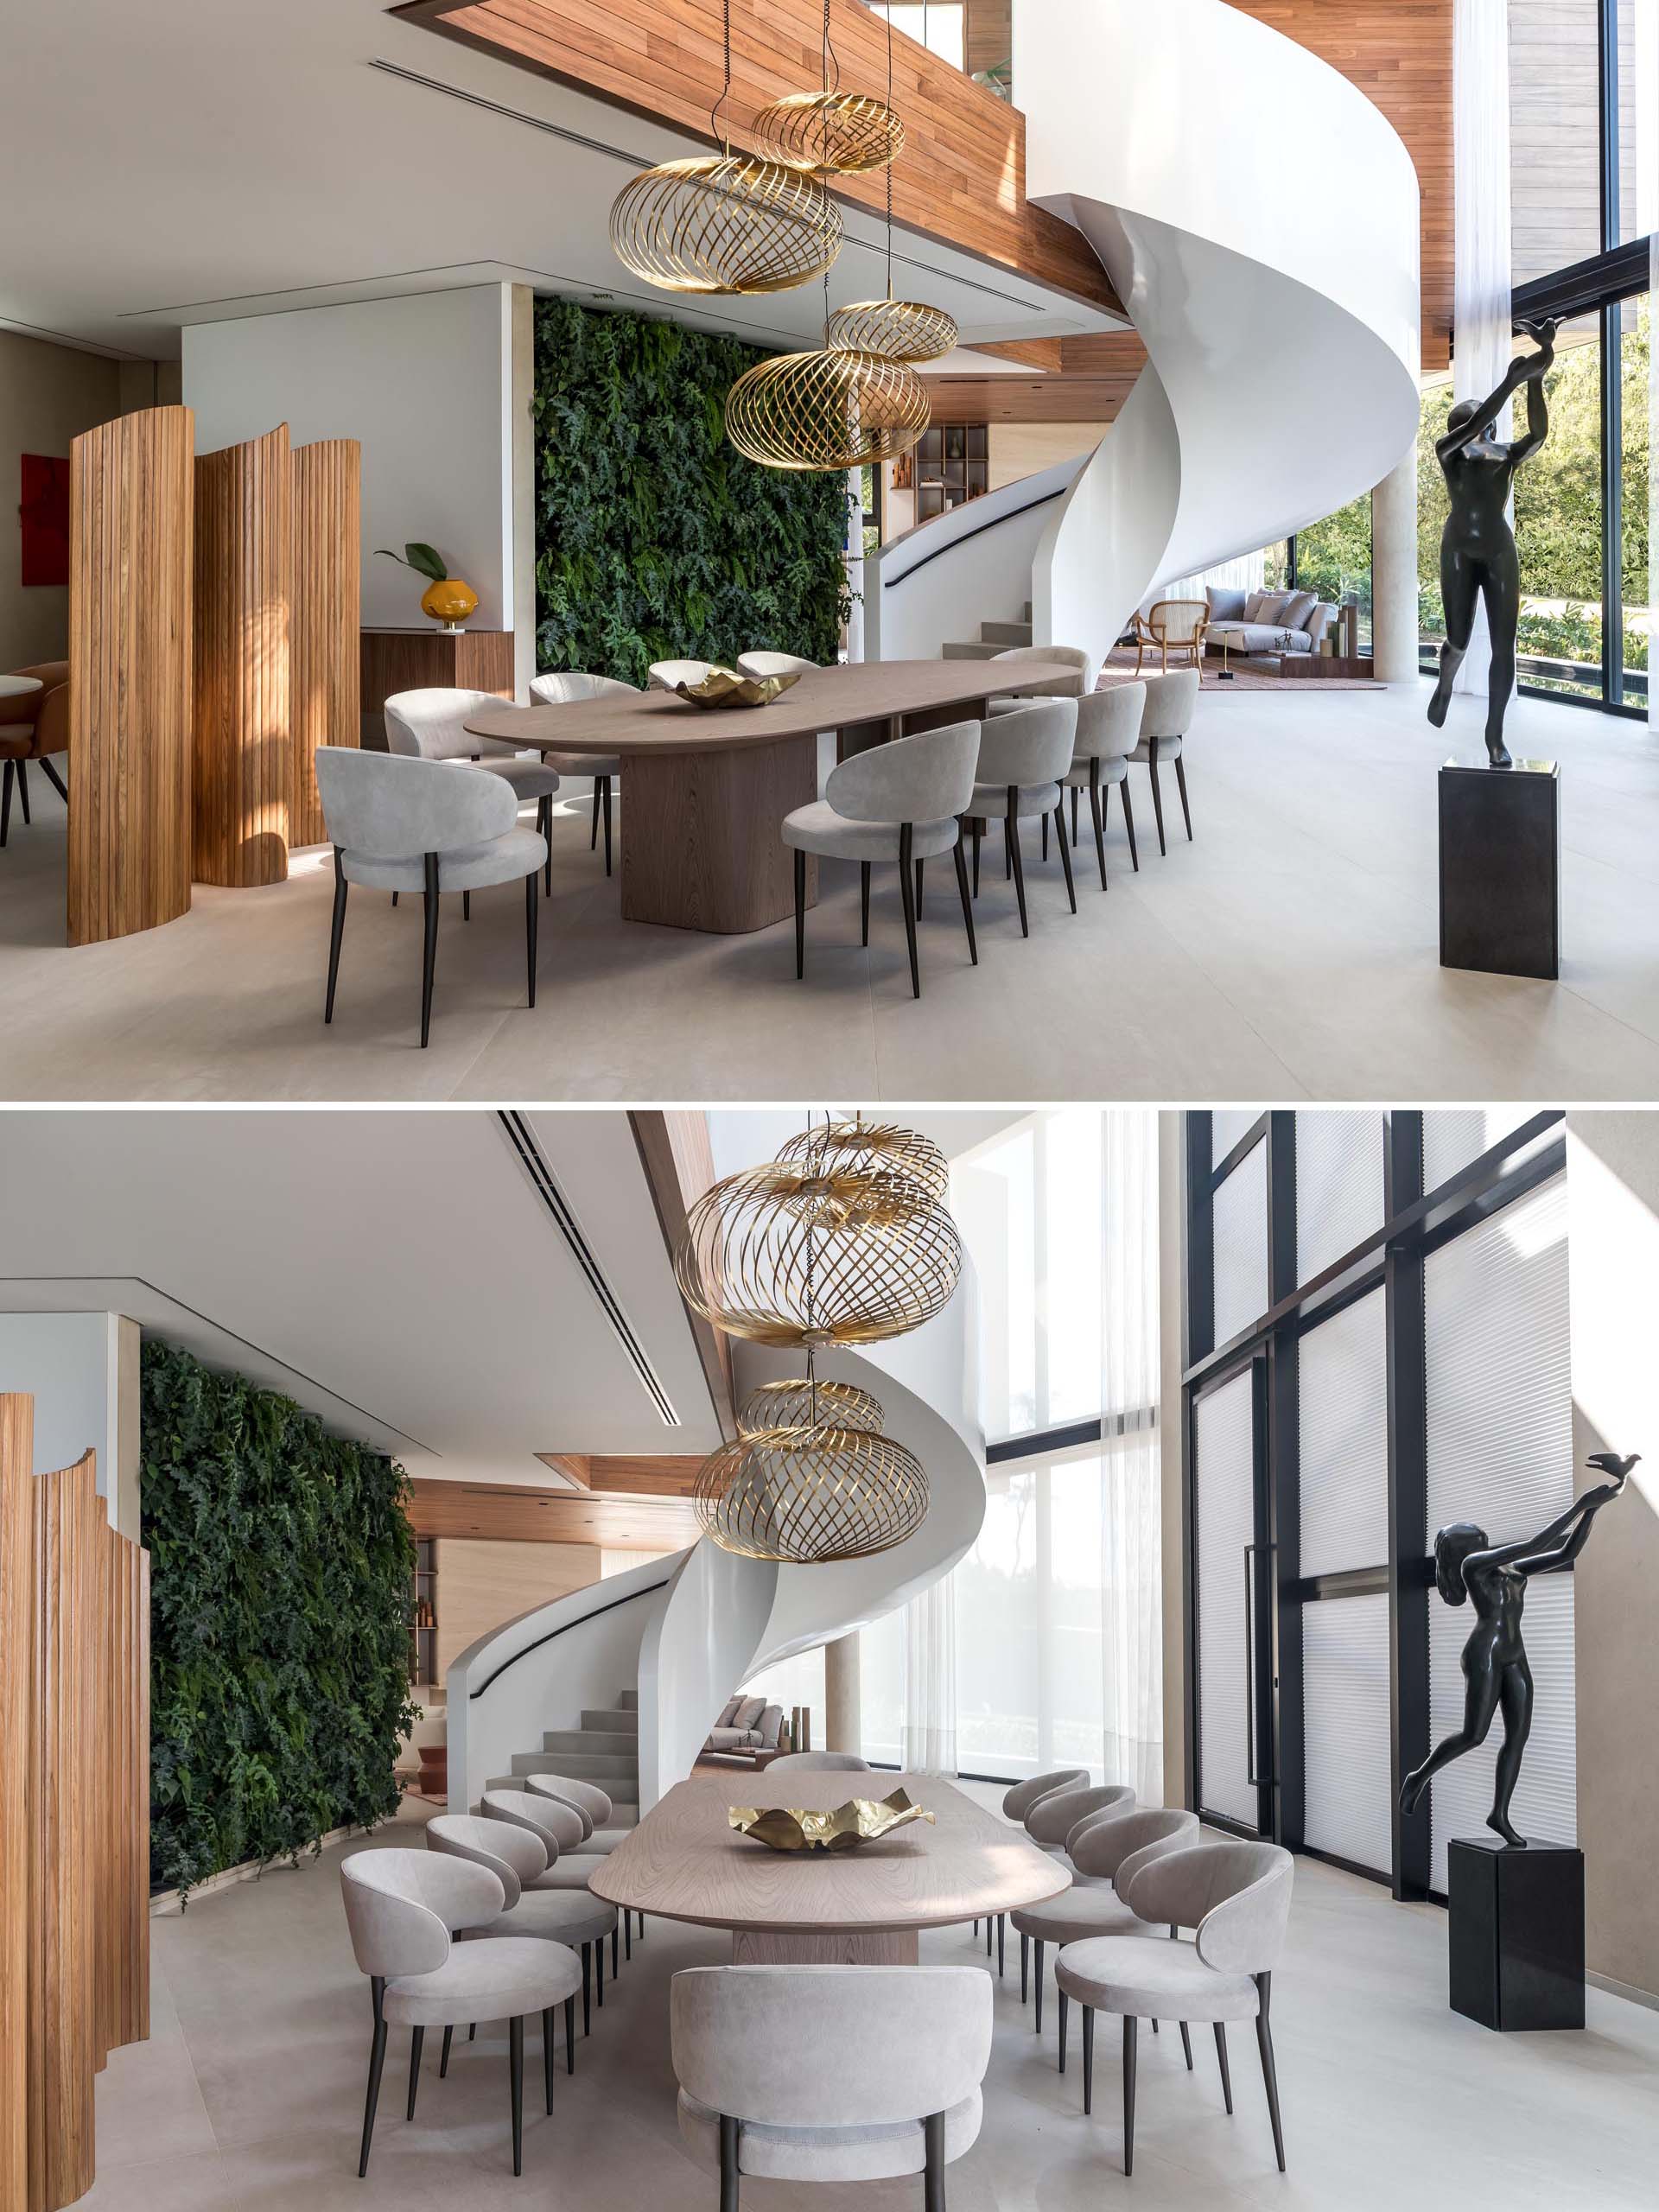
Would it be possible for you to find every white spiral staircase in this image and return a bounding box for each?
[868,0,1424,675]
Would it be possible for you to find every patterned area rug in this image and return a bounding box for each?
[1095,646,1383,692]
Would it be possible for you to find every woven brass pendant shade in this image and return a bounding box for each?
[773,1119,950,1205]
[610,154,842,295]
[827,298,958,365]
[725,346,929,470]
[695,1421,927,1562]
[737,1376,885,1437]
[751,89,905,175]
[675,1163,962,1345]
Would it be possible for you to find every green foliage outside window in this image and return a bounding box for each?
[144,1341,416,1897]
[532,298,854,684]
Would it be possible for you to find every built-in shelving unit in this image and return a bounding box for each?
[913,421,989,521]
[410,1537,438,1688]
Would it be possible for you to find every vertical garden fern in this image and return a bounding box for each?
[534,297,854,683]
[143,1341,416,1897]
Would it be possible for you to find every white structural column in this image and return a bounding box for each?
[823,1631,862,1756]
[1371,450,1423,684]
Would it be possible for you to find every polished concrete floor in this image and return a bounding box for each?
[7,683,1659,1100]
[81,1797,1659,2209]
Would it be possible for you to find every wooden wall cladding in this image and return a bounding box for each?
[0,1398,32,2212]
[290,440,362,849]
[193,423,293,887]
[67,405,194,947]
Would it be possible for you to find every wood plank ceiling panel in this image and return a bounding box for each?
[410,1477,700,1550]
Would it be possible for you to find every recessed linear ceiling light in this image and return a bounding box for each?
[496,1110,682,1427]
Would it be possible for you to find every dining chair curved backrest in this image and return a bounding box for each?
[526,1773,610,1834]
[339,1847,503,1979]
[1074,683,1145,762]
[1026,1778,1134,1846]
[990,643,1090,696]
[1001,1768,1089,1823]
[765,1751,870,1772]
[1069,1804,1199,1884]
[315,747,515,859]
[671,1965,992,2130]
[482,1787,585,1859]
[648,659,719,690]
[529,671,639,706]
[384,687,505,760]
[426,1813,546,1907]
[824,720,978,826]
[975,699,1077,791]
[1141,668,1200,740]
[736,651,819,679]
[1119,1839,1294,1973]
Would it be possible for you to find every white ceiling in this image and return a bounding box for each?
[0,1109,725,1484]
[0,0,1122,362]
[709,1108,1027,1180]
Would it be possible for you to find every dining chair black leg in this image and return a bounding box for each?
[359,1979,387,2177]
[1058,1987,1069,2074]
[1179,2020,1193,2070]
[440,2024,453,2079]
[899,823,920,999]
[525,872,538,1007]
[923,2112,945,2212]
[1054,800,1077,912]
[1005,815,1012,879]
[1151,2017,1159,2034]
[16,761,29,824]
[1007,793,1029,937]
[1020,1930,1029,2005]
[509,2016,524,2177]
[1083,2005,1094,2115]
[41,755,69,803]
[601,775,613,874]
[1214,2023,1232,2113]
[793,848,806,979]
[419,852,440,1048]
[612,1926,619,1980]
[1034,1939,1045,2031]
[861,861,871,945]
[1175,755,1193,840]
[1147,741,1167,855]
[462,889,470,921]
[1089,760,1108,889]
[1119,778,1141,870]
[914,856,924,918]
[971,817,982,896]
[565,1993,575,2075]
[543,2006,556,2115]
[1041,810,1049,862]
[625,1913,632,1962]
[2,759,13,846]
[1255,1973,1286,2171]
[596,1929,605,2007]
[582,1943,591,2037]
[325,849,348,1023]
[1071,784,1079,842]
[539,794,552,895]
[719,2113,741,2212]
[406,2024,424,2120]
[1122,2017,1139,2175]
[469,2023,475,2041]
[590,782,601,850]
[951,836,978,966]
[997,1912,1005,1977]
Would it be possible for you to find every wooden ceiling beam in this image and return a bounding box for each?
[409,1476,698,1549]
[536,1452,708,1498]
[630,1109,738,1441]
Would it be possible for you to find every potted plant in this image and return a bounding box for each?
[376,540,479,631]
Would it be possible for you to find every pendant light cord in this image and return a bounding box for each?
[885,4,894,301]
[710,0,733,153]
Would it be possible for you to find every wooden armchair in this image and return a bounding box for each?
[1130,601,1208,676]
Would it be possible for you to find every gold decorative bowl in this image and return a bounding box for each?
[729,1788,935,1853]
[674,666,803,710]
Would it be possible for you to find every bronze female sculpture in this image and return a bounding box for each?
[1400,1452,1634,1845]
[1427,318,1559,767]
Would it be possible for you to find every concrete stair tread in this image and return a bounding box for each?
[941,640,1002,659]
[543,1728,637,1754]
[580,1708,639,1732]
[981,620,1033,645]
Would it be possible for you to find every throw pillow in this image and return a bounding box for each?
[716,1695,742,1728]
[733,1696,766,1732]
[1243,589,1272,621]
[1281,590,1319,633]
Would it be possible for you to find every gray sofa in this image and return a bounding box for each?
[1204,584,1338,660]
[702,1696,785,1761]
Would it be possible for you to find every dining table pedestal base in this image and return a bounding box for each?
[621,732,818,934]
[732,1928,919,1967]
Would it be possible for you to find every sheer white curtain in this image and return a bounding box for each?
[903,1573,957,1775]
[1452,0,1514,698]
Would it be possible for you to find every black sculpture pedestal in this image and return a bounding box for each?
[1447,1836,1584,2031]
[1438,757,1560,981]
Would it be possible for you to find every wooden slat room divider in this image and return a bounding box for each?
[289,438,363,849]
[0,1396,32,2212]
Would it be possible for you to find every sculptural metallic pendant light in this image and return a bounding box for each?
[753,0,905,176]
[772,1115,949,1204]
[737,1374,885,1437]
[609,0,840,295]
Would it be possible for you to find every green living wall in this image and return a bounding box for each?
[533,296,853,685]
[143,1341,416,1896]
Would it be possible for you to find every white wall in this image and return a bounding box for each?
[0,330,120,666]
[183,284,521,636]
[0,1312,139,1537]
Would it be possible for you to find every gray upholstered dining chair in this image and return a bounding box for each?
[736,651,819,679]
[648,658,719,690]
[1065,683,1144,886]
[780,720,979,1001]
[528,671,637,876]
[1015,1806,1198,2033]
[966,700,1079,931]
[481,1788,620,2011]
[384,687,561,888]
[975,1770,1090,1973]
[766,1751,870,1772]
[525,1774,642,1950]
[1056,1839,1294,2175]
[339,1846,580,2178]
[313,749,546,1050]
[985,643,1091,708]
[1025,1780,1135,1859]
[671,1964,992,2209]
[1132,668,1199,855]
[428,1814,613,2046]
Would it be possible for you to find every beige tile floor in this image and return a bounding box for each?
[79,1795,1659,2210]
[6,681,1659,1101]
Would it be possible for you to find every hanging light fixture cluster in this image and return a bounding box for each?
[676,1117,960,1563]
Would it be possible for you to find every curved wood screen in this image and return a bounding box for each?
[290,438,362,849]
[68,406,194,946]
[0,1398,31,2212]
[193,423,293,887]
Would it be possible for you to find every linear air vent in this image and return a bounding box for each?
[496,1110,681,1427]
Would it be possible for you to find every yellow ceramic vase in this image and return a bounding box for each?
[420,578,478,630]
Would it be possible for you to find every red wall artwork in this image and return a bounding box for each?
[20,454,72,587]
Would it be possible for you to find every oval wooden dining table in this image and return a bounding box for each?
[588,1768,1071,1965]
[463,659,1082,936]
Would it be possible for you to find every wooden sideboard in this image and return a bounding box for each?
[360,628,515,737]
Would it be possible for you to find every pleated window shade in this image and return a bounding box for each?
[1301,1592,1393,1875]
[1211,1109,1262,1167]
[1194,1368,1258,1827]
[1294,1111,1385,1287]
[1421,1108,1554,1196]
[1297,1287,1389,1578]
[1212,1137,1269,1348]
[1424,1172,1575,1891]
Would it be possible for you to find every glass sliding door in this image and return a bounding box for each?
[1192,1361,1270,1834]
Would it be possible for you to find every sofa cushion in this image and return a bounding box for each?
[1205,586,1248,623]
[1305,603,1338,646]
[1242,589,1273,621]
[707,1727,757,1749]
[717,1697,743,1729]
[1219,623,1313,655]
[733,1697,766,1732]
[1281,590,1319,632]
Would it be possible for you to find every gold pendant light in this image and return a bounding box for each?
[695,1408,928,1564]
[737,1375,886,1436]
[773,1115,950,1203]
[827,296,958,365]
[725,342,930,470]
[752,88,905,175]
